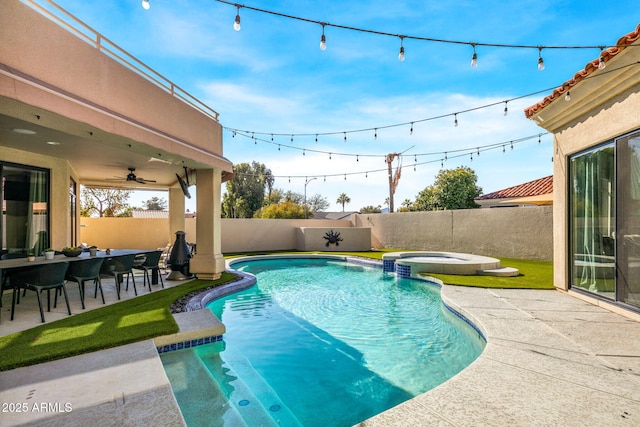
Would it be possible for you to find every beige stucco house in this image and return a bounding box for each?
[526,24,640,316]
[0,1,234,279]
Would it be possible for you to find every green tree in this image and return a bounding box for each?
[255,200,306,218]
[144,196,167,210]
[307,193,330,213]
[336,193,351,212]
[222,162,274,218]
[399,199,414,212]
[81,187,133,217]
[414,166,482,211]
[359,205,382,213]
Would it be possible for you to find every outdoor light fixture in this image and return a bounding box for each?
[398,37,405,61]
[141,0,150,10]
[598,48,606,70]
[471,45,478,67]
[320,24,326,50]
[503,102,508,116]
[537,47,545,71]
[565,91,571,101]
[234,6,241,31]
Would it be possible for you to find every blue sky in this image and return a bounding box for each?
[38,0,639,211]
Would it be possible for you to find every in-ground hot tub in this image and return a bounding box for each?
[383,251,518,278]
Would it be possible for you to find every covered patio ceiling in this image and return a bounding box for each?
[0,98,212,190]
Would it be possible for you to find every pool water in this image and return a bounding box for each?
[161,258,485,426]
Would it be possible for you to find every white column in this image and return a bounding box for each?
[189,168,225,280]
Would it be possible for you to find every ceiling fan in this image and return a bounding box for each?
[107,167,156,184]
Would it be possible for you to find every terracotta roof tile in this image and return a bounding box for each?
[524,24,640,118]
[475,175,553,200]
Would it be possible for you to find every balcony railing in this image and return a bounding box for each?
[23,0,220,121]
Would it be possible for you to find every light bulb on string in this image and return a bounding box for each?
[329,153,332,160]
[141,0,150,10]
[303,149,306,156]
[344,174,347,181]
[598,47,606,70]
[537,47,545,71]
[502,145,506,153]
[454,114,458,127]
[398,36,405,62]
[320,24,327,51]
[233,6,241,31]
[538,134,542,144]
[503,102,508,116]
[278,144,281,151]
[356,155,359,162]
[565,91,571,102]
[470,44,478,67]
[510,141,514,150]
[344,132,347,142]
[374,129,377,140]
[315,134,318,143]
[410,122,414,135]
[323,176,326,182]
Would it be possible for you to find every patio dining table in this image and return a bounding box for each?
[0,249,160,289]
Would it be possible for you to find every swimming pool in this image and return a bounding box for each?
[161,257,485,426]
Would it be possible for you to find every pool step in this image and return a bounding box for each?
[200,349,304,427]
[160,345,248,426]
[476,267,520,277]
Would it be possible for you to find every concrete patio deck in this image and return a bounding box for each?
[1,272,639,426]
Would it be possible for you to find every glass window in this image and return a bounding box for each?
[616,131,640,307]
[1,163,50,257]
[569,144,615,298]
[70,177,77,246]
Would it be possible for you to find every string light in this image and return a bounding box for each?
[214,0,620,56]
[471,44,478,67]
[598,47,606,70]
[233,5,241,31]
[398,36,405,62]
[320,24,327,51]
[537,47,545,71]
[503,101,508,116]
[374,129,377,140]
[224,63,636,144]
[141,0,150,10]
[564,91,571,102]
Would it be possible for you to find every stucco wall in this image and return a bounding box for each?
[297,227,371,251]
[353,206,553,261]
[80,208,552,259]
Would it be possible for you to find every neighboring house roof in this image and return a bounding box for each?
[132,210,196,218]
[132,209,168,218]
[524,24,640,118]
[313,211,358,220]
[475,176,553,201]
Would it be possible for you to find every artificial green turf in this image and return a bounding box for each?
[0,272,237,371]
[423,257,555,289]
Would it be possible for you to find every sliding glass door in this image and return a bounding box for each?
[616,132,640,307]
[1,162,50,257]
[569,129,640,310]
[570,143,615,297]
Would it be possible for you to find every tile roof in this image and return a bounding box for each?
[524,24,640,118]
[475,175,553,200]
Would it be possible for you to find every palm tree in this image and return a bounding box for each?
[336,193,351,212]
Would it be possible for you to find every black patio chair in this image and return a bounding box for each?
[10,262,71,323]
[100,254,137,300]
[132,250,165,292]
[1,253,28,309]
[65,257,105,309]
